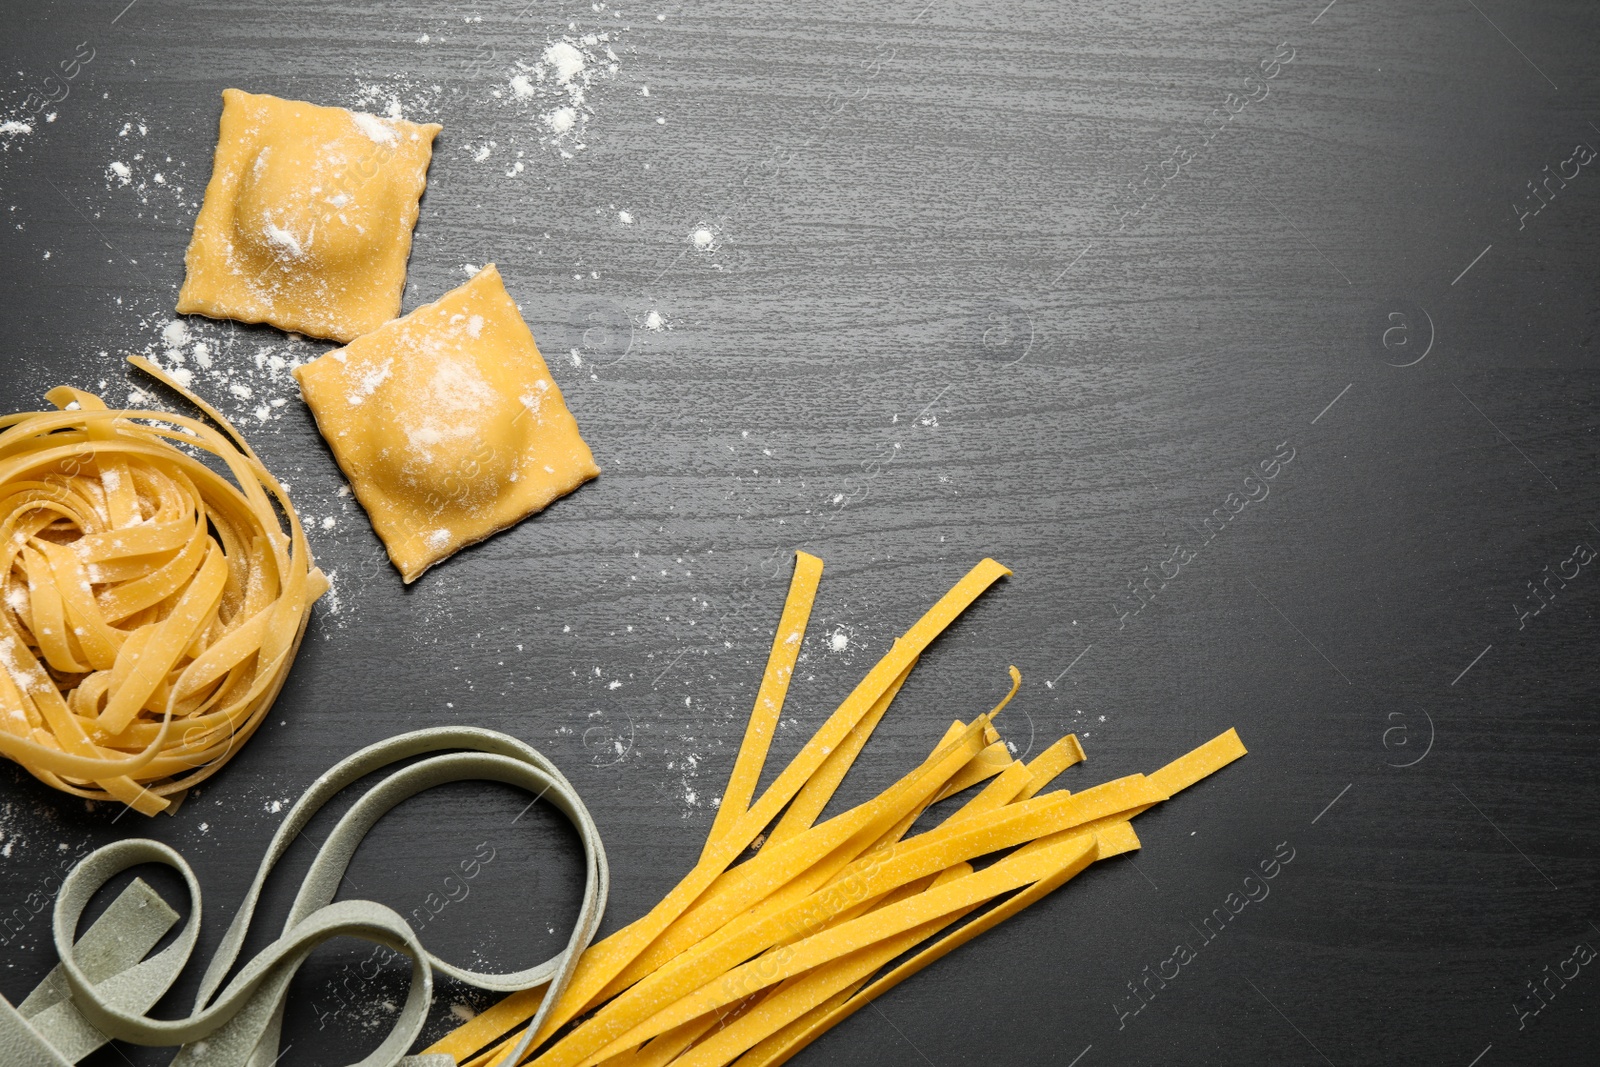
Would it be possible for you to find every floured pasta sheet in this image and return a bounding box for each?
[294,264,600,583]
[176,88,441,342]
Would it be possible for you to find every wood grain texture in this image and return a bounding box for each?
[1,0,1597,1064]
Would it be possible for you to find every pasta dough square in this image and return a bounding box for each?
[293,264,600,582]
[176,88,441,343]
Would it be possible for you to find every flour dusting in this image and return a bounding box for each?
[97,117,196,222]
[350,111,400,146]
[496,9,628,160]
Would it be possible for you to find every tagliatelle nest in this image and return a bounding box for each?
[0,358,325,815]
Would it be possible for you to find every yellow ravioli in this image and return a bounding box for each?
[177,88,441,342]
[293,264,600,582]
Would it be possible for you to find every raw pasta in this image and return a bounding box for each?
[177,88,441,342]
[0,358,327,814]
[424,554,1247,1067]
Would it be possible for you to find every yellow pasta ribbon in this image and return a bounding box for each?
[1017,732,1087,800]
[426,559,1012,1064]
[703,551,823,859]
[735,824,1140,1067]
[588,833,1104,1062]
[428,551,1247,1067]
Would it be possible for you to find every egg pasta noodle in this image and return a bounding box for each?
[424,553,1247,1067]
[0,356,326,815]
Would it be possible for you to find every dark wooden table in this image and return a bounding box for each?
[2,1,1597,1064]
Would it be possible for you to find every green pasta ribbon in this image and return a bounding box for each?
[0,726,609,1067]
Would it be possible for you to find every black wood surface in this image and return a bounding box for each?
[2,1,1597,1064]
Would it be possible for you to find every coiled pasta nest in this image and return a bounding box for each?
[0,360,325,814]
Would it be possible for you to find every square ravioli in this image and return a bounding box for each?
[176,88,441,342]
[293,264,601,582]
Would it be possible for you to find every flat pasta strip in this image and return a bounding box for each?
[1017,733,1087,800]
[1150,727,1248,797]
[604,673,1023,1004]
[765,661,913,847]
[425,559,1013,1064]
[587,834,1103,1061]
[705,551,823,858]
[735,825,1138,1067]
[427,553,1246,1067]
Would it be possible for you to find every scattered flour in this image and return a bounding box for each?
[262,220,305,258]
[348,79,443,127]
[345,358,394,406]
[98,117,196,220]
[545,107,577,134]
[497,9,628,160]
[543,40,586,85]
[350,111,400,146]
[136,308,313,426]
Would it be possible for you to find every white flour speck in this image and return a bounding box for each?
[500,25,627,156]
[345,358,393,406]
[262,220,304,258]
[544,40,585,84]
[350,111,400,145]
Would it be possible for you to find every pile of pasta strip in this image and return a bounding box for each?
[0,357,326,815]
[426,552,1245,1067]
